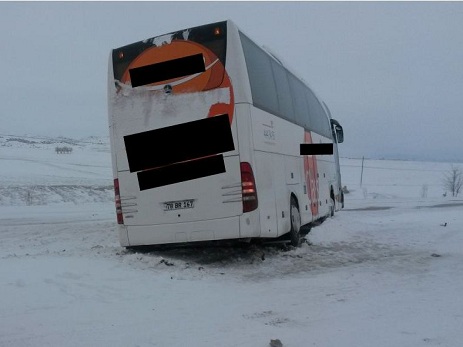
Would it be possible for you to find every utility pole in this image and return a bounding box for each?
[360,156,364,187]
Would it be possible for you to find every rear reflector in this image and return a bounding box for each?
[240,162,258,213]
[113,178,124,224]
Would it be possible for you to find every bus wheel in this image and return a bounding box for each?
[289,196,301,247]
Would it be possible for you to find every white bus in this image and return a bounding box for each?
[108,20,344,247]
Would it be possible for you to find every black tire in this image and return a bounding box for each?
[330,189,335,217]
[300,224,312,237]
[289,196,301,247]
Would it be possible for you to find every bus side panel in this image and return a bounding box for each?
[234,103,262,238]
[311,132,335,218]
[316,157,331,218]
[274,156,292,237]
[249,107,307,238]
[254,151,279,238]
[325,146,340,211]
[284,155,312,227]
[297,155,313,227]
[332,141,343,211]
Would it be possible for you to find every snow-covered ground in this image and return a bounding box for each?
[0,135,112,206]
[1,136,462,347]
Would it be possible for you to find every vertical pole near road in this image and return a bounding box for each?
[360,156,364,187]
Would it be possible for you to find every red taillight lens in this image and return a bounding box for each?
[240,162,258,213]
[113,178,124,224]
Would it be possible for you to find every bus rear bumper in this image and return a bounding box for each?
[119,216,241,247]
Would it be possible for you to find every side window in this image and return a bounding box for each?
[271,60,295,122]
[288,73,309,127]
[240,33,279,114]
[306,88,332,138]
[240,31,332,138]
[306,87,322,133]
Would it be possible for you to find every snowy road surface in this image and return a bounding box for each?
[1,136,463,346]
[2,200,462,347]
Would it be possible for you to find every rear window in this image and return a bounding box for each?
[112,21,227,83]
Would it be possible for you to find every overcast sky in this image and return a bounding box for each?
[1,2,463,162]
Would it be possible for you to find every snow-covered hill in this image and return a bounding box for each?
[0,134,112,205]
[1,135,463,347]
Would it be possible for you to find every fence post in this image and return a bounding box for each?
[360,156,364,187]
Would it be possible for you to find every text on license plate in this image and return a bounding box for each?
[164,199,195,211]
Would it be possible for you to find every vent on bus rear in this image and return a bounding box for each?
[240,162,258,213]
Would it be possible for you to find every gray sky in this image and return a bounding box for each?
[1,2,463,162]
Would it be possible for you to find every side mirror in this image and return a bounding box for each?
[335,125,344,143]
[330,119,344,144]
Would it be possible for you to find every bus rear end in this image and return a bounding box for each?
[108,21,256,246]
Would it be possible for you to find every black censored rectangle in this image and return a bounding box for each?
[124,114,234,173]
[137,155,226,190]
[129,54,205,87]
[300,143,334,155]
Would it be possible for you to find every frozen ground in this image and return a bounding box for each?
[1,135,463,347]
[0,135,112,205]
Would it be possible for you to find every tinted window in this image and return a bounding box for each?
[306,88,332,138]
[240,33,279,114]
[288,73,309,127]
[240,31,332,138]
[271,60,295,122]
[306,88,324,135]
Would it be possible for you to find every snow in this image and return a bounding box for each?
[152,33,174,47]
[1,136,463,347]
[182,29,190,41]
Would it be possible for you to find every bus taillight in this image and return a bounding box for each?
[113,178,124,224]
[240,162,258,213]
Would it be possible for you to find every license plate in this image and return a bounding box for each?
[163,199,195,211]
